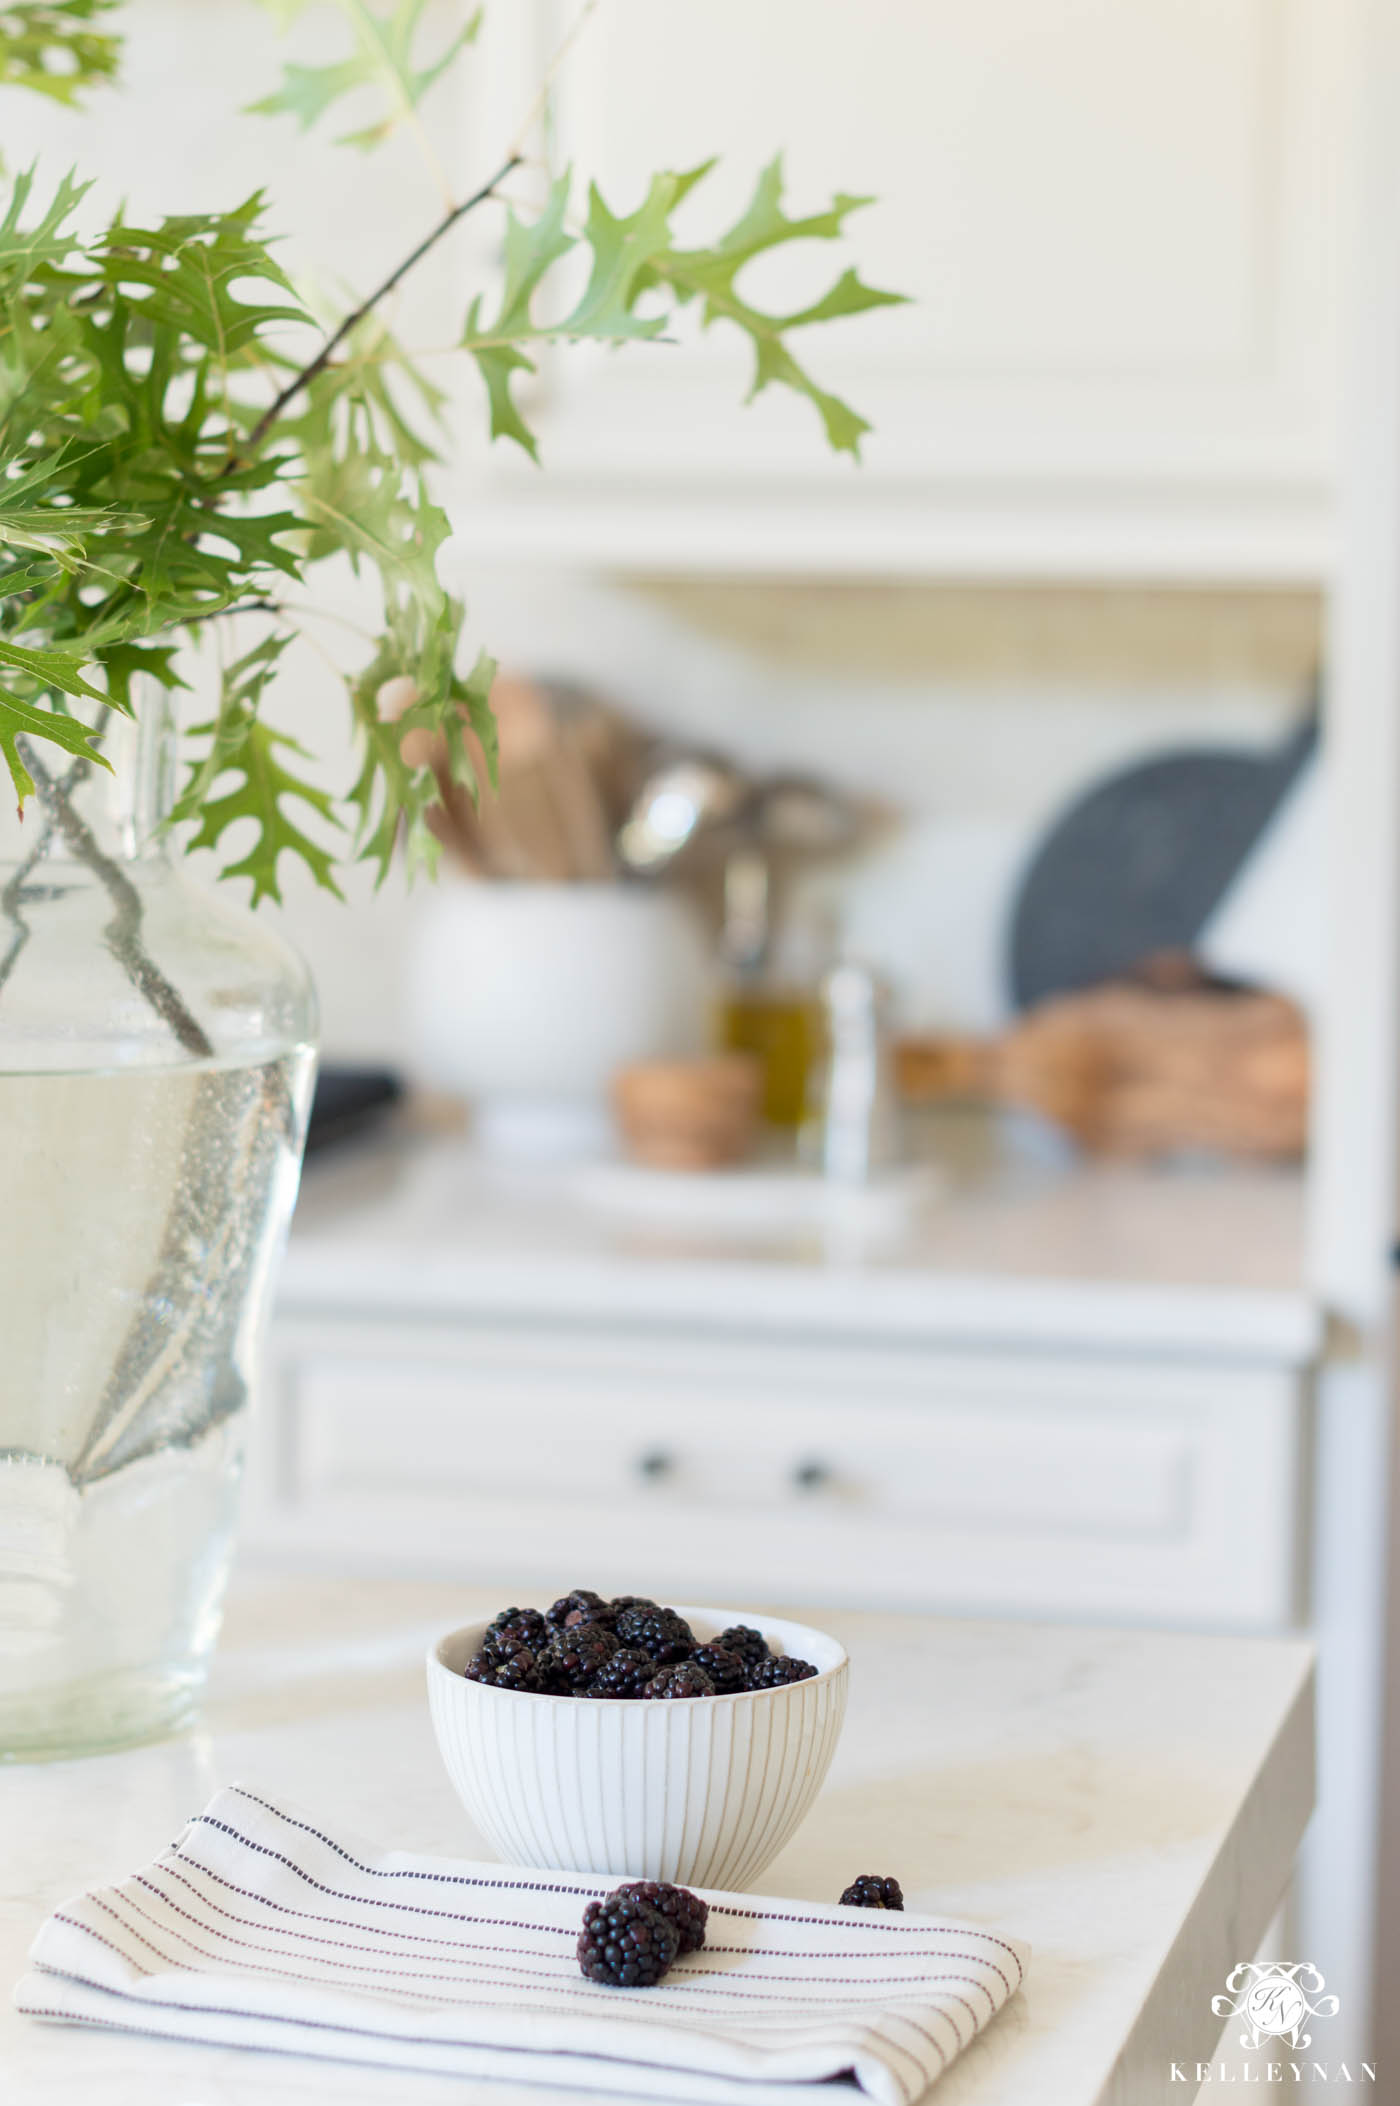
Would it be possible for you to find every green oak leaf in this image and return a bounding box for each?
[560,177,678,343]
[249,0,480,149]
[296,439,450,622]
[329,309,446,468]
[348,592,495,885]
[173,631,343,905]
[95,196,307,358]
[0,550,69,604]
[461,160,905,461]
[0,449,133,564]
[491,173,574,334]
[0,632,112,702]
[248,53,368,134]
[460,172,678,462]
[459,174,574,459]
[0,163,89,278]
[0,683,110,809]
[452,643,497,790]
[171,630,287,817]
[652,157,909,457]
[96,638,187,711]
[0,2,120,107]
[467,338,540,460]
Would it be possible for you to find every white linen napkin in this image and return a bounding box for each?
[16,1785,1028,2105]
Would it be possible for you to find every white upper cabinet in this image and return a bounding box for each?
[451,0,1351,579]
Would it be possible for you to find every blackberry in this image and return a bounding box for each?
[608,1595,660,1619]
[614,1605,694,1664]
[716,1625,769,1671]
[689,1643,746,1694]
[615,1881,708,1955]
[533,1649,573,1696]
[586,1646,655,1699]
[747,1654,818,1689]
[546,1589,612,1631]
[577,1891,679,1987]
[464,1645,547,1693]
[484,1606,547,1653]
[840,1875,904,1911]
[643,1661,715,1700]
[480,1625,551,1676]
[547,1623,619,1692]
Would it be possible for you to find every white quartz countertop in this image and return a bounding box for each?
[279,1117,1320,1363]
[2,1573,1314,2106]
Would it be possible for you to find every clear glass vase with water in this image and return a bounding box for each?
[0,706,316,1758]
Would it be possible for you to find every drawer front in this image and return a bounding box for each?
[246,1318,1301,1630]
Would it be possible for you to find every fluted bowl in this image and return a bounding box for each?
[426,1605,848,1889]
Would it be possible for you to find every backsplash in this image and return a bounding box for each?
[241,571,1321,1057]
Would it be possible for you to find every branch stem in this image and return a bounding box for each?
[241,153,521,456]
[509,0,601,159]
[22,743,216,1062]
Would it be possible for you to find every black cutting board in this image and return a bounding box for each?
[1008,713,1318,1010]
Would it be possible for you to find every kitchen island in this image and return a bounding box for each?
[1,1572,1314,2105]
[250,1127,1317,1633]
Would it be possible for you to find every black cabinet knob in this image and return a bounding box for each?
[636,1450,675,1481]
[792,1459,832,1492]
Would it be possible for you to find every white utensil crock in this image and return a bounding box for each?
[408,882,709,1154]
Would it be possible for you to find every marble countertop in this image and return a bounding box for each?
[281,1115,1319,1363]
[2,1573,1314,2106]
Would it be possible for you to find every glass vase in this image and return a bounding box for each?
[0,705,316,1759]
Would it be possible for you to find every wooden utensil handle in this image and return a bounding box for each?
[894,1035,996,1101]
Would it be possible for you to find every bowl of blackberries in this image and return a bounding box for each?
[428,1590,848,1889]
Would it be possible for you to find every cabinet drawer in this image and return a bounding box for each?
[247,1317,1301,1630]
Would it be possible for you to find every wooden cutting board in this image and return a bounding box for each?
[896,973,1308,1159]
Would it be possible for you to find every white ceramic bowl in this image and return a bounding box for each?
[427,1606,848,1889]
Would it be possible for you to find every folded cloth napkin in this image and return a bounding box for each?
[16,1785,1028,2106]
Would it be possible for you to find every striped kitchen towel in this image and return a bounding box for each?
[16,1785,1028,2105]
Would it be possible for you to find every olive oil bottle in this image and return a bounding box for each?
[714,850,827,1128]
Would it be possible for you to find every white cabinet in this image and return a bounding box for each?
[248,1308,1303,1630]
[452,0,1351,579]
[9,1,1349,574]
[244,1141,1315,1627]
